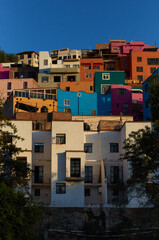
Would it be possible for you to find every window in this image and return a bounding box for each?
[28,53,31,58]
[147,58,159,65]
[90,86,94,91]
[117,103,119,107]
[34,143,44,153]
[110,143,119,153]
[63,56,67,60]
[84,66,91,70]
[118,89,126,95]
[65,65,70,68]
[41,76,48,82]
[73,65,79,69]
[71,158,80,177]
[14,72,19,78]
[84,143,92,153]
[113,48,118,51]
[93,66,100,69]
[56,134,66,144]
[66,87,70,91]
[85,166,93,183]
[102,73,110,80]
[67,76,75,81]
[34,166,43,183]
[132,100,138,104]
[56,183,66,194]
[54,76,61,82]
[123,103,129,114]
[20,54,24,59]
[52,60,57,64]
[7,82,11,90]
[110,166,119,183]
[124,61,128,67]
[85,188,90,196]
[101,85,111,94]
[150,67,156,73]
[85,73,91,78]
[73,55,76,59]
[44,60,48,65]
[137,75,143,82]
[34,189,40,196]
[136,67,143,72]
[137,57,142,62]
[64,108,70,112]
[23,81,28,89]
[64,99,70,106]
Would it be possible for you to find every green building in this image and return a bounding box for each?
[94,71,125,94]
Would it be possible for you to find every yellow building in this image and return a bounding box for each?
[4,88,57,118]
[17,51,39,67]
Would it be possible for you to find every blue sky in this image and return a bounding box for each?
[0,0,159,54]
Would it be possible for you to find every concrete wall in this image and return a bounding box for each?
[51,121,85,207]
[0,78,38,101]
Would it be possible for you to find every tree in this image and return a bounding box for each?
[0,48,17,63]
[121,125,159,208]
[146,73,159,122]
[0,100,42,239]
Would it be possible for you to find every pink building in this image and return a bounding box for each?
[0,78,38,101]
[111,85,143,121]
[132,89,143,121]
[110,41,149,56]
[111,85,133,116]
[0,64,9,79]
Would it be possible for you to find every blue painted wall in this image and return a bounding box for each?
[143,68,159,121]
[57,89,111,115]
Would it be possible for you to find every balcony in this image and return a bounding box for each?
[65,177,84,182]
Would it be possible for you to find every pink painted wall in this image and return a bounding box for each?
[111,85,133,116]
[0,64,9,79]
[0,78,38,101]
[132,91,143,121]
[110,41,149,56]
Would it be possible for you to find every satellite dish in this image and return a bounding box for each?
[77,92,82,97]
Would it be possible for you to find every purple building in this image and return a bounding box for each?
[0,64,9,79]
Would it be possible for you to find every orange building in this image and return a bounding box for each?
[131,49,159,82]
[60,81,94,93]
[80,58,104,82]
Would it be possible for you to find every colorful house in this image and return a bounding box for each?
[80,58,104,82]
[0,64,9,79]
[57,89,111,115]
[59,81,94,93]
[142,68,159,121]
[94,71,125,94]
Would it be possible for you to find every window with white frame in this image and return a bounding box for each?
[102,73,110,80]
[110,143,119,153]
[64,99,70,106]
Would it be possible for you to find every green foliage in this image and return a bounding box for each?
[0,48,17,63]
[0,182,42,240]
[121,126,159,207]
[0,99,43,239]
[146,74,159,121]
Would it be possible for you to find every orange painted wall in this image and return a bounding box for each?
[131,51,159,82]
[80,58,104,82]
[60,81,94,93]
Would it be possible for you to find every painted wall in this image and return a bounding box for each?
[111,85,132,116]
[131,51,159,82]
[80,58,104,82]
[0,64,9,79]
[60,81,94,93]
[57,89,111,115]
[142,68,159,121]
[0,78,38,101]
[51,121,85,207]
[94,71,125,94]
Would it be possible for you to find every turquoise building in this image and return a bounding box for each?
[57,89,111,115]
[94,71,125,94]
